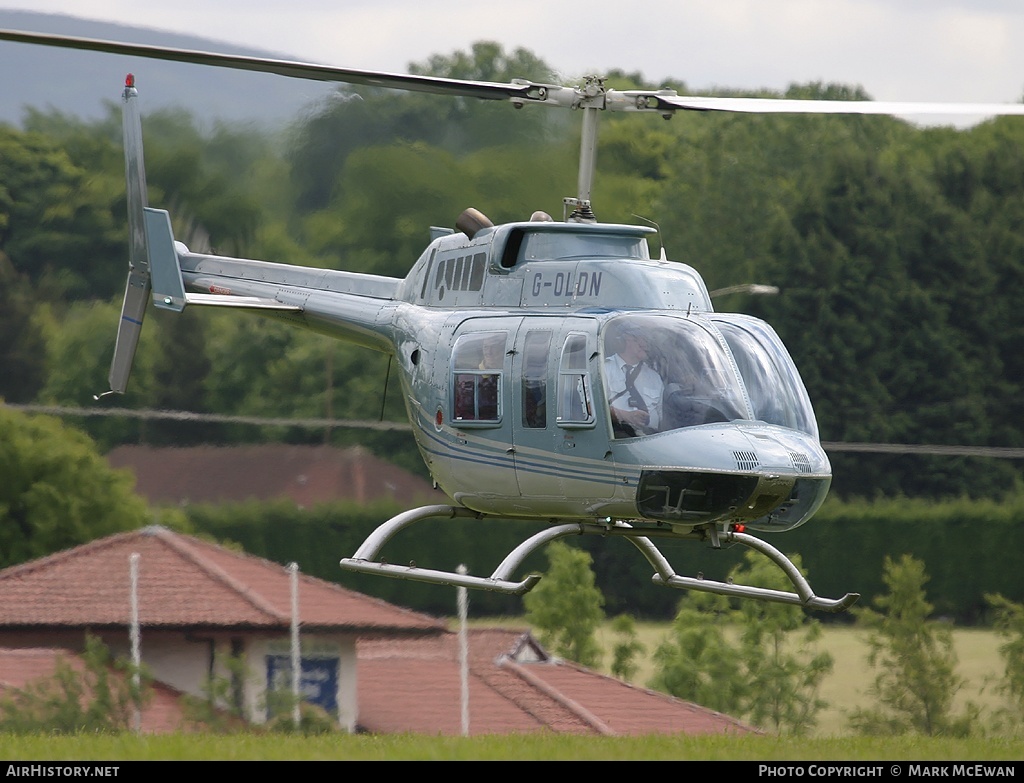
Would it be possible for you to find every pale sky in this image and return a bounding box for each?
[4,0,1024,105]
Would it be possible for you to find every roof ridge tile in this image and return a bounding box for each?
[497,656,616,736]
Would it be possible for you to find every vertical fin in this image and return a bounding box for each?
[99,74,151,398]
[144,207,187,312]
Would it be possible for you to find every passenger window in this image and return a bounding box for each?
[556,333,594,427]
[522,331,551,428]
[452,332,506,424]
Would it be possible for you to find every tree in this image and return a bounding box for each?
[288,42,560,211]
[608,614,645,683]
[146,308,213,446]
[849,554,976,736]
[986,593,1024,729]
[0,407,150,568]
[650,552,833,733]
[648,591,746,715]
[38,299,158,449]
[0,253,48,403]
[523,541,604,667]
[732,551,834,735]
[0,124,123,300]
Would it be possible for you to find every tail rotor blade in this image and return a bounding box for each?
[103,75,151,397]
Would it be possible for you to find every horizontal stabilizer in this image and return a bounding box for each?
[144,207,300,312]
[183,294,301,310]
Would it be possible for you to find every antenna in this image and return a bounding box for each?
[632,214,666,259]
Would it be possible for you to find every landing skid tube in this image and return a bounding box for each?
[337,505,859,612]
[637,530,860,613]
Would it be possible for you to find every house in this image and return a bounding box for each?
[0,525,446,731]
[105,443,444,508]
[0,527,756,735]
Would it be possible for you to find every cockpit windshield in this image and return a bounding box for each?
[600,314,819,438]
[712,315,819,438]
[601,315,747,438]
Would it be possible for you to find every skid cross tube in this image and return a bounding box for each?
[339,505,583,594]
[338,505,859,610]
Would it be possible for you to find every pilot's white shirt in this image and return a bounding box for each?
[604,354,663,431]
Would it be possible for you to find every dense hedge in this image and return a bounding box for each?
[184,492,1024,622]
[781,493,1024,623]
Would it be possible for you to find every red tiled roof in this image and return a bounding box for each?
[106,444,444,507]
[0,526,445,633]
[517,658,752,735]
[0,647,188,733]
[357,628,756,736]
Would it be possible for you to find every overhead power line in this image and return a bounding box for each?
[821,441,1024,459]
[8,403,1024,459]
[5,403,410,432]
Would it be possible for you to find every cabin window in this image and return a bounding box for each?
[452,332,506,425]
[519,232,649,263]
[433,252,487,299]
[556,333,594,427]
[521,330,551,428]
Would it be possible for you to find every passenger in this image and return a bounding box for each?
[478,335,504,420]
[479,335,505,370]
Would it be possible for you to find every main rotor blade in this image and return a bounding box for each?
[649,93,1024,117]
[9,28,1021,120]
[0,28,544,102]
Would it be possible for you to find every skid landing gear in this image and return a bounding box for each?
[338,504,859,612]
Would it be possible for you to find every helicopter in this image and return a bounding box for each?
[5,29,1024,613]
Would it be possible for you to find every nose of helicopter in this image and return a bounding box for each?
[621,423,831,532]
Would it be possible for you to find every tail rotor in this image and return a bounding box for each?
[97,74,151,399]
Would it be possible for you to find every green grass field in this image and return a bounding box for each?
[1,731,1022,761]
[592,621,1010,737]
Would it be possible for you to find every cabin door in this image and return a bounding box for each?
[448,317,521,501]
[511,317,615,509]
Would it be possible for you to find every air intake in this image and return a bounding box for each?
[789,450,813,473]
[733,450,760,471]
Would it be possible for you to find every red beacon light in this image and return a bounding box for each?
[731,523,747,534]
[125,73,135,88]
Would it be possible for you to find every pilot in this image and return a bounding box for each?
[604,326,663,437]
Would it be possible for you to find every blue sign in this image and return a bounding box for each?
[266,656,339,715]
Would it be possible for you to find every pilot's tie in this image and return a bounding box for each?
[624,363,647,412]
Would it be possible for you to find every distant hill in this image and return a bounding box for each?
[0,10,339,129]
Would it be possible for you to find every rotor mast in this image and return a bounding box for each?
[565,77,605,223]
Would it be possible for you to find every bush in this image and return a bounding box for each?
[0,635,149,733]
